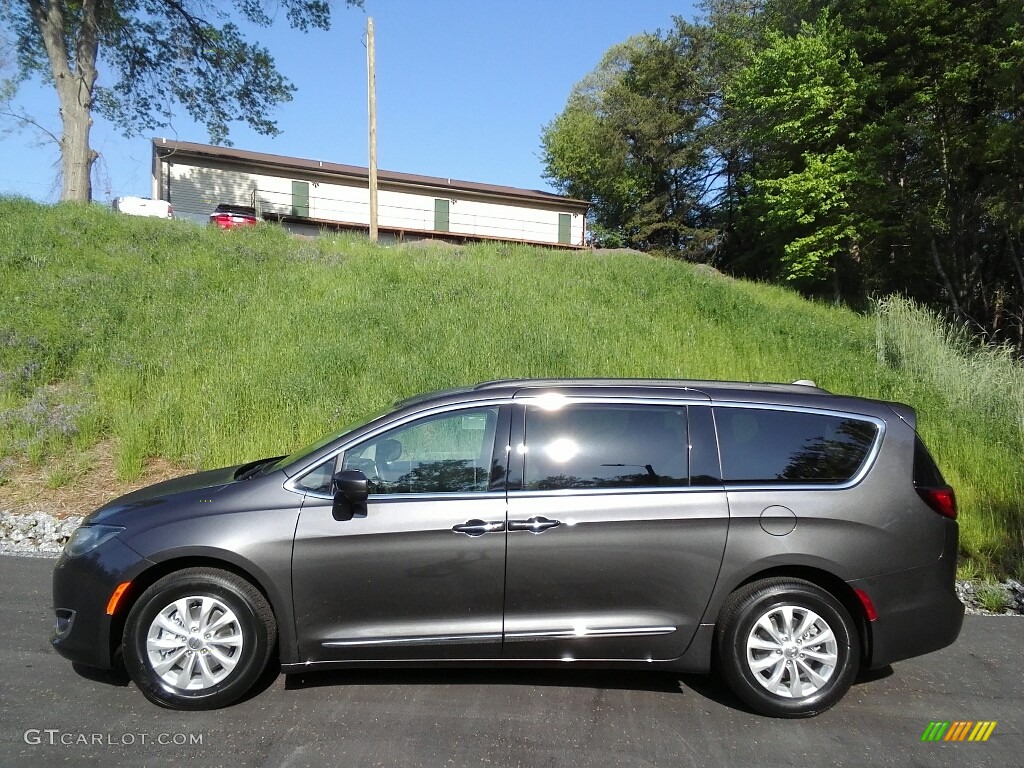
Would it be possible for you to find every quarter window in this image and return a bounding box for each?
[342,407,500,494]
[714,408,878,484]
[294,457,337,495]
[523,404,688,491]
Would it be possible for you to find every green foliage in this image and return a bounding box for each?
[3,1,361,144]
[756,148,862,284]
[541,81,646,247]
[874,295,1024,578]
[1,1,362,202]
[544,0,1024,350]
[541,26,723,252]
[727,14,869,286]
[0,198,1022,577]
[730,14,864,150]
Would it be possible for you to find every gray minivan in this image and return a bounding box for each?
[51,379,963,717]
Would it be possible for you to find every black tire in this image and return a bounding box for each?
[715,577,859,718]
[123,568,277,710]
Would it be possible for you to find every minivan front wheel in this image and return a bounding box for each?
[123,568,276,710]
[716,578,859,718]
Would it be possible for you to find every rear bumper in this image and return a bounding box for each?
[849,523,964,668]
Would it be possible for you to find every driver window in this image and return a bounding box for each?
[341,407,499,495]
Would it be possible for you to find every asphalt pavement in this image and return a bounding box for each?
[1,554,1021,768]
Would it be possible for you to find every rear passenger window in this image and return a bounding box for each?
[524,404,687,490]
[714,408,877,485]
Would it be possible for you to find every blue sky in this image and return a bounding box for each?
[0,1,696,202]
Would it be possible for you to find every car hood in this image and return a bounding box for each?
[86,463,249,525]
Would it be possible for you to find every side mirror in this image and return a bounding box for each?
[331,469,369,522]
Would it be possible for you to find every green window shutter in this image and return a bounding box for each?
[434,199,450,232]
[291,181,310,218]
[558,213,571,244]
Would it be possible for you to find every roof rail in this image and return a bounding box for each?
[475,378,830,394]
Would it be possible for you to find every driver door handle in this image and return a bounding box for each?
[452,519,505,537]
[508,516,561,533]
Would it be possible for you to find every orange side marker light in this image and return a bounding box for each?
[106,582,131,615]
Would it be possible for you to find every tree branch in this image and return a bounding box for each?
[159,0,216,48]
[0,104,61,146]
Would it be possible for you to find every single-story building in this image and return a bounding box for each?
[151,139,589,247]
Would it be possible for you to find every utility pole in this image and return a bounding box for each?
[367,17,378,242]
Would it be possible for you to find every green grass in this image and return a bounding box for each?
[0,196,1021,577]
[44,463,78,490]
[974,583,1011,614]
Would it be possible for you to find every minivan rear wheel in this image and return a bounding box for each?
[716,578,859,718]
[122,568,276,710]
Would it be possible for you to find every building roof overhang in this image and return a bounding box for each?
[152,138,590,211]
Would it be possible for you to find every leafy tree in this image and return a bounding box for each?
[540,46,649,248]
[727,13,869,290]
[541,24,724,252]
[1,0,363,202]
[825,0,1024,340]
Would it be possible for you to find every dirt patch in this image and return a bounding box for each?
[589,246,653,258]
[686,262,730,280]
[0,441,192,519]
[399,238,466,251]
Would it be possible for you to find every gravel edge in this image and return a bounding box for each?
[3,510,1021,616]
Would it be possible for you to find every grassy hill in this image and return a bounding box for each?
[0,197,1021,578]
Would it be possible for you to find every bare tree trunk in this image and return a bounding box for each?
[1007,235,1024,355]
[930,235,963,319]
[1008,234,1024,302]
[56,79,96,201]
[28,0,102,202]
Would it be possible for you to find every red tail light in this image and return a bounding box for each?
[853,587,878,621]
[917,487,957,519]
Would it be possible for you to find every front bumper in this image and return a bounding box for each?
[50,536,151,670]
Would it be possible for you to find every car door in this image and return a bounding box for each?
[502,400,729,662]
[291,404,510,662]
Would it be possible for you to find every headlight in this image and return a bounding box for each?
[63,525,124,558]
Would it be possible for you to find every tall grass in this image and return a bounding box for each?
[0,197,1021,576]
[875,296,1024,576]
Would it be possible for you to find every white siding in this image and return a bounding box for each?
[165,160,262,224]
[161,159,585,245]
[444,198,583,244]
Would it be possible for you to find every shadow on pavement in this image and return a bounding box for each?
[283,666,761,713]
[72,661,130,687]
[281,665,747,701]
[855,664,894,684]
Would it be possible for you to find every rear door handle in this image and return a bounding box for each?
[508,516,561,533]
[452,519,505,537]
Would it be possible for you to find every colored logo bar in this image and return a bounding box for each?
[921,721,997,742]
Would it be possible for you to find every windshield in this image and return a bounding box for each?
[269,406,392,475]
